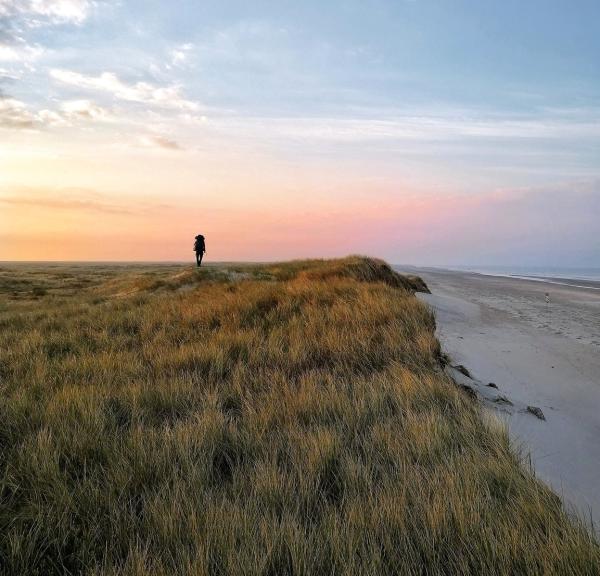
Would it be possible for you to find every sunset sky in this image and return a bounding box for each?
[1,0,599,264]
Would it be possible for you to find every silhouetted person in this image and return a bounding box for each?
[194,234,206,267]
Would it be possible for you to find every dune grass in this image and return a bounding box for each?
[0,257,598,575]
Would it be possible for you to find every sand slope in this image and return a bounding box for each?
[402,268,600,528]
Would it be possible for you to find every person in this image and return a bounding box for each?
[194,234,206,267]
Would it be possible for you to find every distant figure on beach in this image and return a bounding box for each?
[194,234,206,267]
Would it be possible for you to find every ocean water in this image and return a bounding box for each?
[440,266,600,284]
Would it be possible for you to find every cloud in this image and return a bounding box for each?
[50,68,200,111]
[0,66,19,80]
[0,187,174,225]
[0,189,134,214]
[0,38,44,62]
[212,112,600,144]
[0,96,36,128]
[0,93,110,129]
[169,43,194,68]
[59,98,110,120]
[0,0,92,62]
[36,107,65,126]
[139,134,182,150]
[0,0,91,25]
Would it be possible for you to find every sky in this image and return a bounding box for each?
[1,0,599,265]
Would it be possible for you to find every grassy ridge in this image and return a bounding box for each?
[0,257,597,575]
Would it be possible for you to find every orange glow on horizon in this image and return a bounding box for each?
[0,183,469,261]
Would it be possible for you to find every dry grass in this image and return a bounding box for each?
[0,256,597,575]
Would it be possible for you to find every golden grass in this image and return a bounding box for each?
[0,257,598,575]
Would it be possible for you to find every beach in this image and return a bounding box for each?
[401,267,600,525]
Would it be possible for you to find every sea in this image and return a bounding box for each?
[436,265,600,290]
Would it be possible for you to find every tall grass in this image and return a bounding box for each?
[0,257,597,575]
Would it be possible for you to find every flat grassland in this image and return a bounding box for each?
[0,257,598,575]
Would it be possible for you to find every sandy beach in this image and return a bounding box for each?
[401,267,600,526]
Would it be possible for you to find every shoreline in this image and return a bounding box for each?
[503,276,600,291]
[399,266,600,529]
[454,271,600,291]
[398,265,600,290]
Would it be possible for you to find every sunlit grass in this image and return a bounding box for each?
[0,257,597,575]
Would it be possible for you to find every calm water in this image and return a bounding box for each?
[447,265,600,281]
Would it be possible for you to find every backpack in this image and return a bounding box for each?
[194,235,205,252]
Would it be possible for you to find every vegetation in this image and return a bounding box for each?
[0,257,598,575]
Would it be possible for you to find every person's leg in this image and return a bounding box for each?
[198,252,203,266]
[196,252,201,267]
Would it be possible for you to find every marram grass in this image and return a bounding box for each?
[0,257,598,575]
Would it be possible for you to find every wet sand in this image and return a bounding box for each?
[399,267,600,527]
